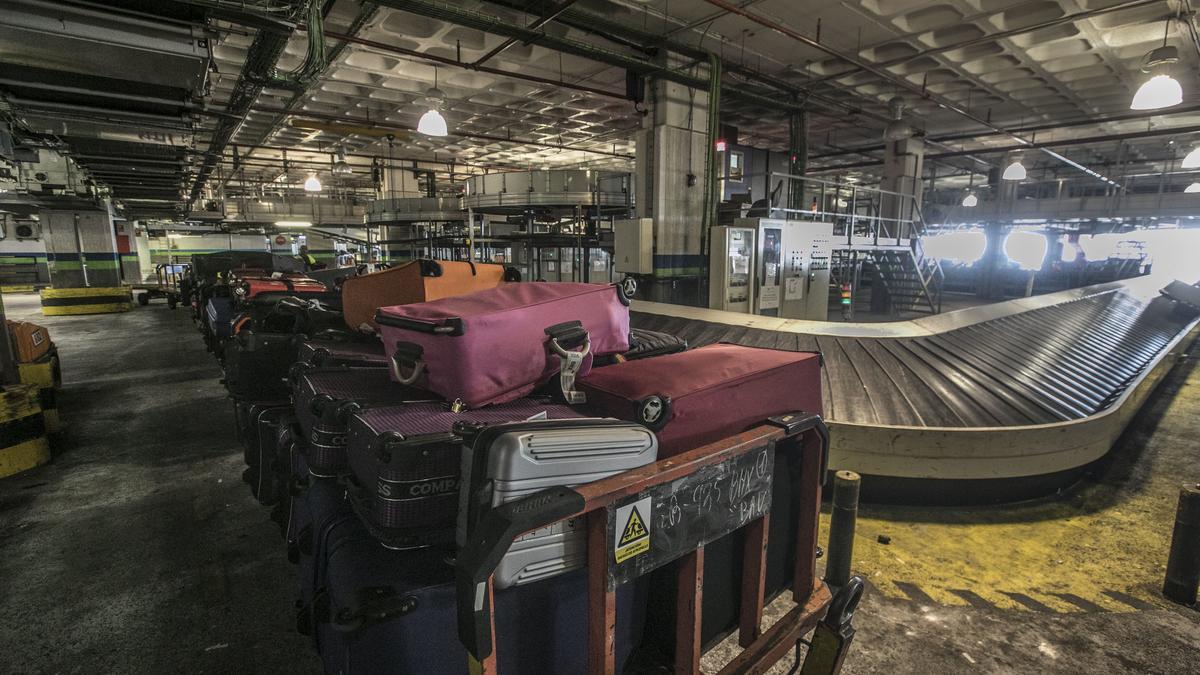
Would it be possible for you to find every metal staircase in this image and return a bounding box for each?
[828,209,943,316]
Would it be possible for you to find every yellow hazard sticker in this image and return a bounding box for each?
[614,497,652,564]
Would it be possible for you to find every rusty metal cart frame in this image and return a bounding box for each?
[133,263,190,309]
[456,412,861,674]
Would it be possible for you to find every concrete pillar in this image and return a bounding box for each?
[978,161,1018,299]
[40,207,121,288]
[133,225,156,282]
[635,52,711,306]
[879,137,925,240]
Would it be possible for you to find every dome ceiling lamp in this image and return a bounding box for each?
[1131,18,1183,110]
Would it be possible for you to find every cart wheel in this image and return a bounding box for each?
[137,292,150,306]
[168,295,178,310]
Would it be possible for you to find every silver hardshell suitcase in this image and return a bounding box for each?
[457,418,658,589]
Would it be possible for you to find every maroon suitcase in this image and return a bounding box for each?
[290,365,434,477]
[343,398,587,549]
[577,343,823,457]
[375,282,630,408]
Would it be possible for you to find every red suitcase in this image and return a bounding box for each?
[576,343,823,457]
[235,276,327,300]
[375,282,630,408]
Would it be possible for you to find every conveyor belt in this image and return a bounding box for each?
[632,288,1192,429]
[631,280,1200,503]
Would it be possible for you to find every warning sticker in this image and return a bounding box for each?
[613,497,652,564]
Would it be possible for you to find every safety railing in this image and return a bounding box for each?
[724,172,926,248]
[455,413,862,674]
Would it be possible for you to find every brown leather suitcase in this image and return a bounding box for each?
[340,259,517,331]
[6,320,52,363]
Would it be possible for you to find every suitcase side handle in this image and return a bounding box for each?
[390,342,426,385]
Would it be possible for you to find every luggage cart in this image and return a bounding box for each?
[457,412,862,674]
[134,263,190,309]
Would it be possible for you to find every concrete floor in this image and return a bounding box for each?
[2,291,1199,674]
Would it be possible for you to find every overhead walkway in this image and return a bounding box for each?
[630,275,1200,503]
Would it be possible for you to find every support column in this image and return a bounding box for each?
[635,52,713,306]
[978,161,1017,300]
[879,137,925,241]
[39,204,131,315]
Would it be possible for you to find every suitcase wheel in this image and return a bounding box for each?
[636,395,671,431]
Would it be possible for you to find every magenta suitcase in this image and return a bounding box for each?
[375,282,631,408]
[576,343,824,458]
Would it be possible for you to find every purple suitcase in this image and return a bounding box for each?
[375,282,630,408]
[296,337,389,368]
[289,364,434,478]
[344,398,587,550]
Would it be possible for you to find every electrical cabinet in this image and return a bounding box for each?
[708,226,756,313]
[709,219,834,320]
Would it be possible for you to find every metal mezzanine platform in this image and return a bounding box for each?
[630,275,1200,503]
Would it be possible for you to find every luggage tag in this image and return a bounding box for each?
[545,321,590,405]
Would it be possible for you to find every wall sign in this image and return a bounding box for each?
[606,442,775,589]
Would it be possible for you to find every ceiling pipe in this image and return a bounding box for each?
[808,123,1200,172]
[471,0,579,67]
[187,4,301,205]
[701,0,1120,186]
[216,2,380,194]
[800,0,1161,87]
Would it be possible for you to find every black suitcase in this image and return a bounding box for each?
[290,365,432,478]
[239,404,291,502]
[311,514,646,674]
[343,399,588,550]
[624,327,688,360]
[224,330,300,401]
[297,337,389,368]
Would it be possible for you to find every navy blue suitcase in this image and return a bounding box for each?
[205,296,236,355]
[294,477,354,625]
[312,514,646,674]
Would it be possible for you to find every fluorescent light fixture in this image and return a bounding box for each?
[1131,74,1183,110]
[961,193,978,207]
[275,220,312,228]
[303,174,322,192]
[1182,147,1200,169]
[1002,159,1026,181]
[1185,182,1200,193]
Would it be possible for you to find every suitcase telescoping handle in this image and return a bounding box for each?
[390,342,426,386]
[455,487,587,661]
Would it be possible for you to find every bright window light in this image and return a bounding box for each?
[1182,147,1200,169]
[961,193,978,207]
[1004,230,1048,271]
[923,230,987,265]
[303,175,322,192]
[1185,182,1200,193]
[1131,74,1183,110]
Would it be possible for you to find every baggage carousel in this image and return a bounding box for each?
[630,276,1200,503]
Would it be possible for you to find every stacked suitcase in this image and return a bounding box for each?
[210,257,827,673]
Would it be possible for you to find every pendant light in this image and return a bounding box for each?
[1185,182,1200,193]
[1182,146,1200,169]
[962,174,978,207]
[1131,19,1182,110]
[417,67,449,137]
[304,173,322,192]
[332,147,352,175]
[1002,157,1026,181]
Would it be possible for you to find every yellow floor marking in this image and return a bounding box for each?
[822,358,1200,613]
